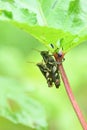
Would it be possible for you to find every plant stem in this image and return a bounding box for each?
[59,64,87,130]
[54,53,87,130]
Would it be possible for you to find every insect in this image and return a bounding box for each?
[37,63,53,87]
[37,51,60,88]
[41,51,60,88]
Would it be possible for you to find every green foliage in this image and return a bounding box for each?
[0,1,87,130]
[0,78,47,129]
[0,0,87,52]
[0,21,86,130]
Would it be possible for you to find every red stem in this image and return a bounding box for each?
[59,64,87,130]
[54,53,87,130]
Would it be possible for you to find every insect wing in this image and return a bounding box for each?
[37,63,53,87]
[37,63,47,77]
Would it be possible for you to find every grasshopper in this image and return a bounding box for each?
[40,51,60,88]
[37,51,60,88]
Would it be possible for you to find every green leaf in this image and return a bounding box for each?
[0,77,47,129]
[0,0,87,53]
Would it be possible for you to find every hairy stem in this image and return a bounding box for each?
[54,53,87,130]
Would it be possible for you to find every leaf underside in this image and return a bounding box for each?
[0,0,87,53]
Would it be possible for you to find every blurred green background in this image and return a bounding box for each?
[0,21,87,130]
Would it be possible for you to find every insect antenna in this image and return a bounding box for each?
[32,48,41,53]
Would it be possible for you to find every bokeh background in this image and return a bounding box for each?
[0,21,87,130]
